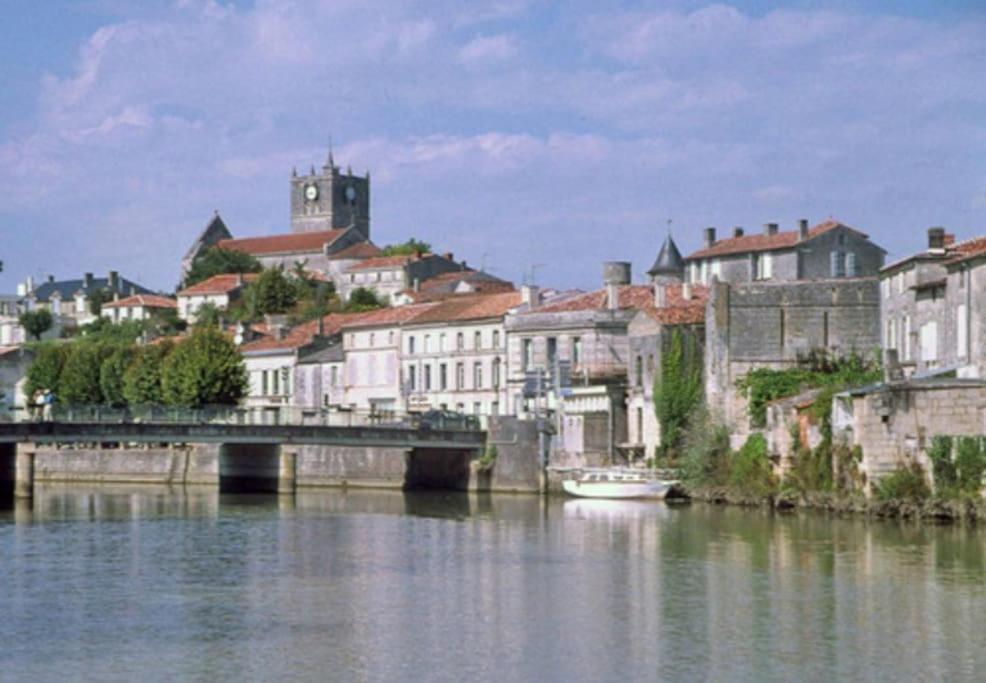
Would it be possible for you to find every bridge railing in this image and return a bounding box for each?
[0,404,483,432]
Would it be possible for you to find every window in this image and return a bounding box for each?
[424,334,431,353]
[439,363,448,390]
[474,362,483,389]
[407,366,417,391]
[456,332,464,350]
[271,369,280,396]
[369,332,375,347]
[755,253,773,280]
[424,365,432,391]
[547,337,557,368]
[523,339,533,370]
[920,322,938,363]
[572,337,582,366]
[846,252,858,277]
[830,251,845,278]
[958,304,968,359]
[903,316,912,361]
[474,331,482,350]
[636,408,643,442]
[440,334,447,352]
[388,331,394,345]
[635,355,643,387]
[492,358,501,389]
[473,402,482,415]
[491,401,499,416]
[260,371,268,396]
[886,319,897,350]
[456,362,465,389]
[408,336,416,354]
[493,330,500,348]
[330,366,338,387]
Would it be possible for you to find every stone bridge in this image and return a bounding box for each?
[0,420,486,498]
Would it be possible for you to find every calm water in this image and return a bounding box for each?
[2,488,986,682]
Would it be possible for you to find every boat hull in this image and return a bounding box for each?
[562,479,672,500]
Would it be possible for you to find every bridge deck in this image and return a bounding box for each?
[0,421,486,450]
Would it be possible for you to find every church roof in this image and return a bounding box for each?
[217,229,348,256]
[647,235,684,277]
[328,242,382,260]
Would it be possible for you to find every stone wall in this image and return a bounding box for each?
[478,417,540,492]
[31,444,220,485]
[296,444,410,489]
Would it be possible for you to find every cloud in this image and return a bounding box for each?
[0,1,984,292]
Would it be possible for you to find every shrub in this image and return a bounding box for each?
[24,343,69,401]
[875,462,930,501]
[345,287,385,312]
[954,436,986,494]
[729,434,777,497]
[380,238,431,256]
[653,329,703,457]
[184,247,262,287]
[19,309,53,341]
[679,406,731,487]
[160,328,247,407]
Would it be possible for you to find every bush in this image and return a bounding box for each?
[345,287,385,312]
[380,238,431,256]
[653,329,703,457]
[729,434,777,497]
[249,267,299,316]
[160,328,247,407]
[875,462,930,501]
[928,436,957,493]
[954,436,986,494]
[679,406,731,487]
[123,342,174,405]
[24,343,69,401]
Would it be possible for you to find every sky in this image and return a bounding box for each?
[1,0,985,293]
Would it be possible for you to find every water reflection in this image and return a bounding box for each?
[2,487,986,681]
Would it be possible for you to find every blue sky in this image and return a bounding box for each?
[1,0,985,292]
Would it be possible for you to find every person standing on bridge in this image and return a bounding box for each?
[42,389,54,422]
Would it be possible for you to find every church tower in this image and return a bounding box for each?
[290,148,370,237]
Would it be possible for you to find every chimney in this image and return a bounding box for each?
[521,284,541,308]
[654,283,667,308]
[798,219,809,241]
[603,261,631,311]
[84,272,94,290]
[413,277,420,292]
[764,222,779,236]
[47,275,55,284]
[443,252,454,261]
[928,227,946,252]
[108,270,119,291]
[682,283,693,300]
[235,273,243,286]
[732,227,744,238]
[703,227,717,248]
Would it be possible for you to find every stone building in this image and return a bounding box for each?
[880,227,986,378]
[290,150,370,237]
[399,291,519,424]
[101,294,177,324]
[684,219,886,285]
[705,277,882,435]
[625,235,707,460]
[180,213,233,285]
[339,252,470,304]
[392,270,514,305]
[294,343,346,411]
[19,271,154,328]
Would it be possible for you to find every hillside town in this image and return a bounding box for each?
[2,150,984,499]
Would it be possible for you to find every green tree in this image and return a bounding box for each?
[184,247,262,287]
[24,343,69,401]
[123,342,174,405]
[87,289,114,316]
[249,267,298,316]
[160,328,248,407]
[380,238,431,256]
[59,342,117,404]
[652,329,703,457]
[192,302,223,329]
[19,309,53,341]
[100,347,136,407]
[78,317,146,343]
[345,287,385,312]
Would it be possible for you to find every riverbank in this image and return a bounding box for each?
[684,485,986,523]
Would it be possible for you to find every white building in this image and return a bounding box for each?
[400,292,519,424]
[101,294,177,323]
[176,273,258,323]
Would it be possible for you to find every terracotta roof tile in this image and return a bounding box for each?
[239,311,376,353]
[685,220,867,260]
[345,254,420,271]
[102,294,177,310]
[404,292,522,324]
[217,229,347,256]
[339,303,438,329]
[177,273,259,296]
[945,236,986,265]
[328,242,383,260]
[638,284,708,325]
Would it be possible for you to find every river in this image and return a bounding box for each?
[2,486,985,681]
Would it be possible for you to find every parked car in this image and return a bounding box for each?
[416,409,480,431]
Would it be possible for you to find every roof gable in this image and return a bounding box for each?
[685,220,872,260]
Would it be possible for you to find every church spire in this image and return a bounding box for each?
[324,136,335,171]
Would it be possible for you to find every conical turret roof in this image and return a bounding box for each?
[647,234,684,277]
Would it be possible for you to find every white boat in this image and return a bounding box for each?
[561,468,677,500]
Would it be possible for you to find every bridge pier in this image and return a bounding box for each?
[15,448,34,499]
[278,449,297,495]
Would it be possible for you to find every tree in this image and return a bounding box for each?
[87,288,114,316]
[59,342,117,404]
[100,347,136,407]
[345,287,385,312]
[24,343,68,400]
[653,329,704,458]
[184,247,262,287]
[380,238,431,256]
[123,341,174,405]
[19,309,53,341]
[78,317,146,343]
[192,302,223,329]
[160,328,248,407]
[249,267,298,316]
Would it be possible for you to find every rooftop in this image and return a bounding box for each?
[404,291,522,325]
[328,242,383,260]
[177,273,259,297]
[217,229,348,256]
[102,294,177,310]
[531,283,706,315]
[685,220,870,260]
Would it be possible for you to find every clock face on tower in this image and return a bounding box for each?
[344,185,357,203]
[305,184,319,201]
